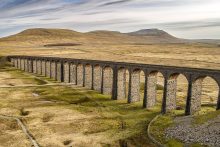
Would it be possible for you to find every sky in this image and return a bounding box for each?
[0,0,220,39]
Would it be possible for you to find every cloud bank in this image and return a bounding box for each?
[0,0,220,39]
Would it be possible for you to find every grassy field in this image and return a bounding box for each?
[0,29,219,146]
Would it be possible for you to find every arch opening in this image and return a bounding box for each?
[102,66,113,95]
[191,76,219,114]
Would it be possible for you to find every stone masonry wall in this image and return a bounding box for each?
[77,64,83,86]
[36,60,42,75]
[117,68,126,100]
[190,78,203,114]
[129,71,140,103]
[24,59,28,72]
[103,67,113,95]
[146,73,157,108]
[51,61,56,79]
[166,78,177,111]
[18,59,21,69]
[70,63,76,84]
[46,61,51,77]
[28,60,32,73]
[33,60,37,74]
[64,62,70,83]
[85,65,92,89]
[21,59,25,70]
[93,66,102,92]
[56,62,62,82]
[41,61,46,76]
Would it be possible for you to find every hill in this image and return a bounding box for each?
[0,28,186,46]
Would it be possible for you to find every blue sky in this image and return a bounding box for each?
[0,0,220,39]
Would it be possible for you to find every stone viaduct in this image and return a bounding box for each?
[8,55,220,115]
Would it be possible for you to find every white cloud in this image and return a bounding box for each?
[0,0,220,39]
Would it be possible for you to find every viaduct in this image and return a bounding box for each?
[8,55,220,116]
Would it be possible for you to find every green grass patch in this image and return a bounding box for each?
[166,139,184,147]
[149,114,174,143]
[33,85,161,146]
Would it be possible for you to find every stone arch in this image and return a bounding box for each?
[190,75,219,114]
[144,70,165,108]
[77,63,84,86]
[102,66,113,95]
[84,63,92,89]
[166,73,188,113]
[93,64,102,92]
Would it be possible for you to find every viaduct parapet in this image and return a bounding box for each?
[8,56,220,115]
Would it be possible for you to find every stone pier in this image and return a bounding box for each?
[128,70,140,103]
[93,65,102,92]
[77,64,83,86]
[85,65,92,89]
[51,61,56,80]
[117,68,126,100]
[70,63,76,84]
[64,62,70,83]
[190,78,203,114]
[103,67,113,95]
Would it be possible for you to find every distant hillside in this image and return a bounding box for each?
[127,29,175,37]
[0,28,187,46]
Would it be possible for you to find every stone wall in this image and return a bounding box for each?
[56,62,62,82]
[64,62,70,83]
[128,70,140,103]
[24,59,28,72]
[117,68,126,99]
[70,63,76,84]
[85,65,92,89]
[41,61,46,76]
[21,59,25,70]
[190,78,203,114]
[33,60,37,74]
[146,72,157,108]
[77,64,83,86]
[93,65,102,92]
[51,61,56,79]
[166,78,177,111]
[28,60,32,73]
[103,67,113,95]
[46,61,51,78]
[37,60,42,75]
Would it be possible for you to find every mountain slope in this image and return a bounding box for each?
[0,28,186,46]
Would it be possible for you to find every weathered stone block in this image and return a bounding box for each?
[46,61,51,77]
[64,62,70,83]
[42,61,46,76]
[56,62,62,82]
[94,65,102,92]
[117,68,126,99]
[128,70,140,103]
[70,63,76,84]
[166,78,177,111]
[77,64,83,86]
[85,65,92,89]
[190,78,203,114]
[36,60,42,75]
[145,73,157,108]
[51,61,56,79]
[103,67,113,95]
